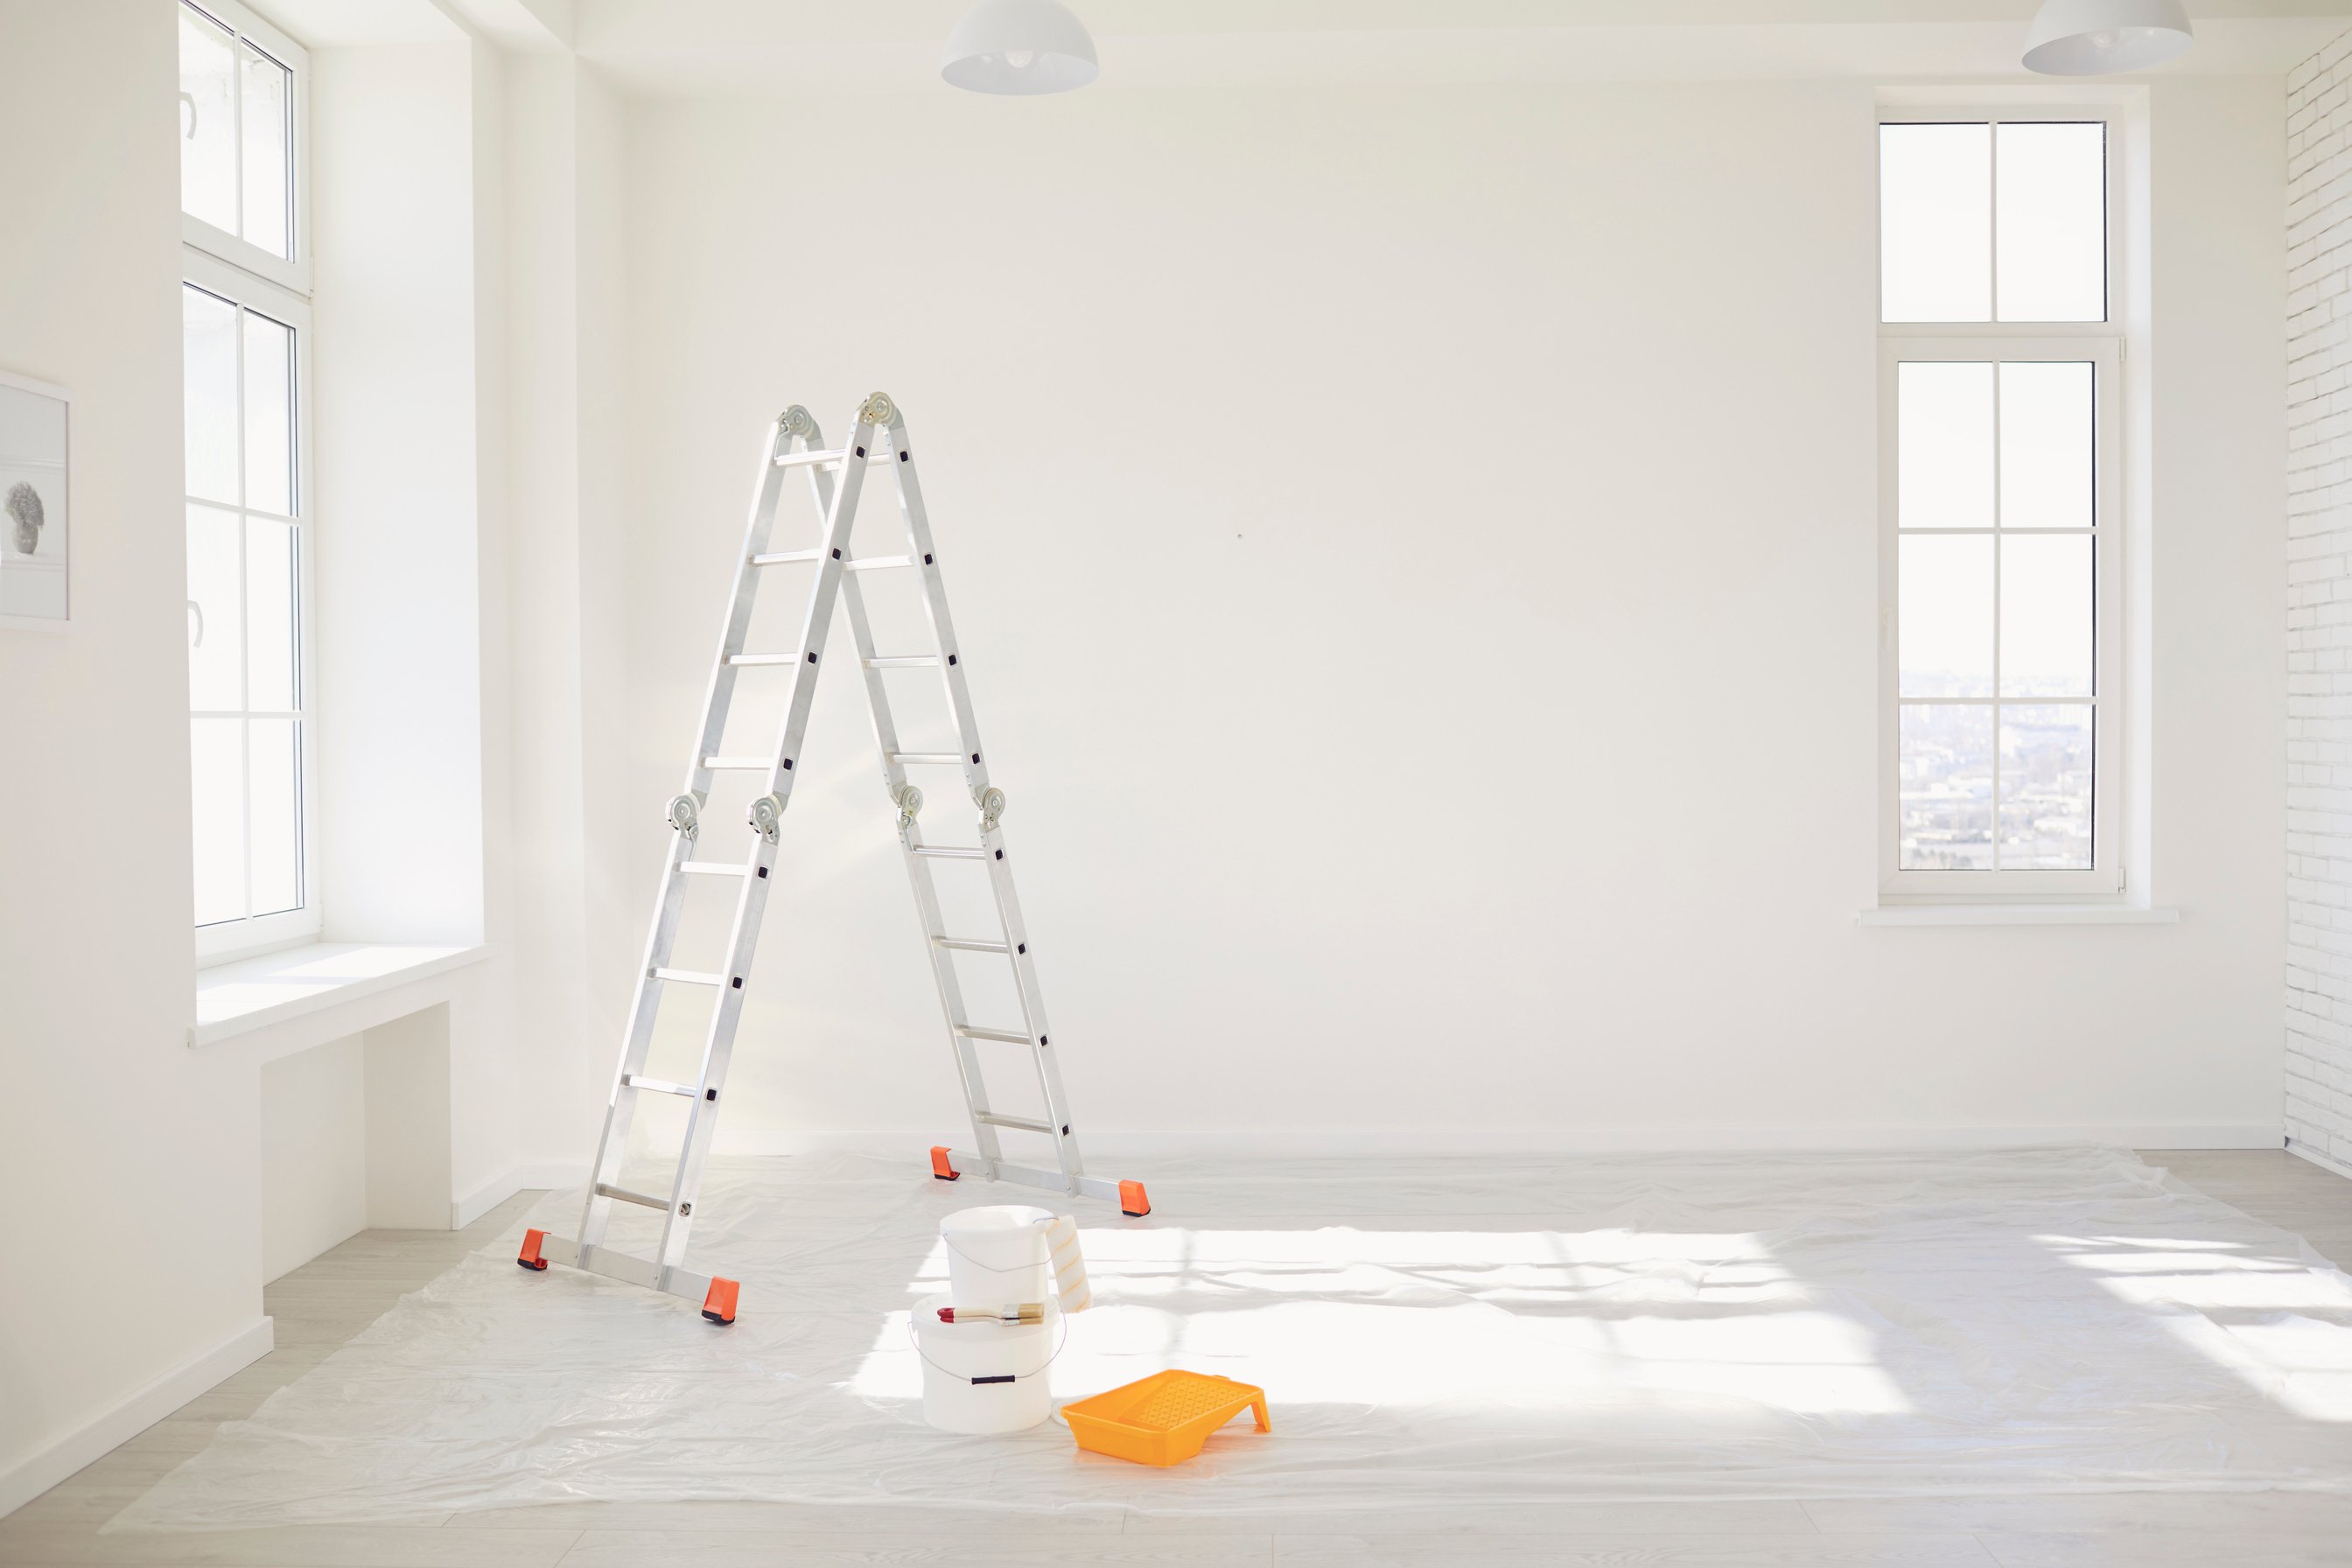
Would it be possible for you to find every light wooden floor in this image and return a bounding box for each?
[5,1151,2352,1566]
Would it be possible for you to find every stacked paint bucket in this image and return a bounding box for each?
[914,1204,1090,1433]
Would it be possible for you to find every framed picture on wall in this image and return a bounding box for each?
[0,368,69,630]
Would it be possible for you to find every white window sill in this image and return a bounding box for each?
[192,942,488,1046]
[1856,905,2180,927]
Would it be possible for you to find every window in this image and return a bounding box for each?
[1878,113,2121,900]
[180,0,316,958]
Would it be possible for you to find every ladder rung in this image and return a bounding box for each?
[934,936,1011,954]
[651,967,726,986]
[864,655,939,668]
[956,1026,1032,1044]
[679,861,749,877]
[774,447,895,471]
[749,549,820,566]
[594,1183,672,1210]
[914,845,988,860]
[701,757,770,770]
[727,652,801,667]
[621,1074,698,1097]
[974,1112,1054,1134]
[845,555,916,572]
[892,752,965,766]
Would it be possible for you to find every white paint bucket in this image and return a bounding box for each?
[911,1292,1058,1433]
[941,1204,1056,1306]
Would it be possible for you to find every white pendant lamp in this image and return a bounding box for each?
[942,0,1098,94]
[2021,0,2194,74]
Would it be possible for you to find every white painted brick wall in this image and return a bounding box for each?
[2286,28,2352,1167]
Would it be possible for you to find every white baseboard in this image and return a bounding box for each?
[2290,1140,2352,1181]
[453,1163,589,1226]
[711,1124,2285,1158]
[0,1316,272,1520]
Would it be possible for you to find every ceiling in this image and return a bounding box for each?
[253,1,2352,90]
[570,1,2352,94]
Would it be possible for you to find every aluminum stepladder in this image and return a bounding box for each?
[517,393,1150,1325]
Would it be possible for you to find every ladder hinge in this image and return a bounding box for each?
[892,781,924,830]
[666,793,704,839]
[748,794,785,843]
[975,785,1004,833]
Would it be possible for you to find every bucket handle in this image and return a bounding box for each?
[941,1215,1090,1313]
[906,1309,1069,1385]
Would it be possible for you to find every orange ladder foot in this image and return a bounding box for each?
[702,1277,740,1324]
[1119,1180,1151,1218]
[517,1228,549,1270]
[929,1145,960,1181]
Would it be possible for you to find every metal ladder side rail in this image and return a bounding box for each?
[651,401,885,1278]
[569,412,796,1284]
[805,420,1011,1180]
[866,405,1088,1199]
[874,411,1129,1213]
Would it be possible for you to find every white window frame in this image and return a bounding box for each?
[179,0,310,296]
[1877,104,2128,905]
[183,0,319,962]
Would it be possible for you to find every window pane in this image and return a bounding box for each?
[2000,704,2094,868]
[246,516,298,710]
[1880,122,1991,323]
[1900,704,1994,870]
[242,311,294,516]
[2000,533,2093,699]
[1900,534,1994,697]
[187,504,242,710]
[1898,360,1994,528]
[178,4,237,233]
[239,43,292,259]
[183,286,239,505]
[1998,360,2093,529]
[1997,122,2105,323]
[248,718,303,915]
[192,717,244,925]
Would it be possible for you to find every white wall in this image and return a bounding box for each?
[2286,27,2352,1172]
[0,0,270,1503]
[601,75,2286,1155]
[0,3,533,1512]
[260,1040,368,1282]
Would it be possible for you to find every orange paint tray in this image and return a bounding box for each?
[1060,1370,1270,1466]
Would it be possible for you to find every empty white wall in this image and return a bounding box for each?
[602,75,2286,1154]
[260,1040,368,1282]
[0,0,271,1506]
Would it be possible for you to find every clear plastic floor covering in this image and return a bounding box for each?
[113,1147,2352,1530]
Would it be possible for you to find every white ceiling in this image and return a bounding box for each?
[252,0,2352,90]
[570,2,2352,94]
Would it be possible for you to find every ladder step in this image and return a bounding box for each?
[773,447,895,471]
[701,757,770,770]
[892,752,965,766]
[864,654,940,668]
[914,845,988,860]
[956,1026,1033,1044]
[651,967,726,986]
[594,1182,673,1210]
[750,550,912,570]
[621,1074,698,1097]
[679,861,750,877]
[934,936,1011,954]
[726,652,802,667]
[974,1112,1055,1134]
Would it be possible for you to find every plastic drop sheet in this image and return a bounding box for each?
[112,1147,2352,1529]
